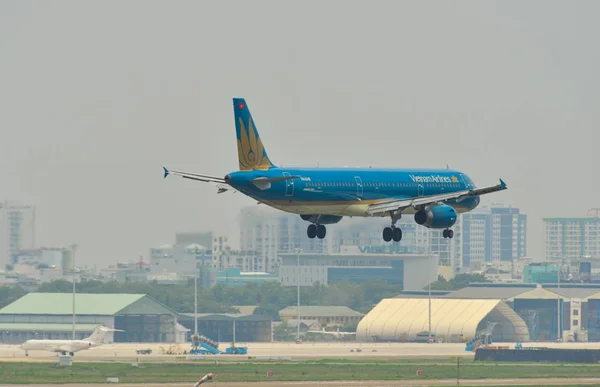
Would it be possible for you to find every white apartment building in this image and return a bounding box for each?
[461,203,527,268]
[544,209,600,263]
[0,201,36,271]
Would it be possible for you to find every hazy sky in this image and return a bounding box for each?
[1,1,598,266]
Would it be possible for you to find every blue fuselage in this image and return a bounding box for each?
[226,167,480,217]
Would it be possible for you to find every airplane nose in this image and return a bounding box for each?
[224,174,231,184]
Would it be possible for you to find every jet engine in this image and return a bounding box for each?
[414,204,457,229]
[300,214,343,224]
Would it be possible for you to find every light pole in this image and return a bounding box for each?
[194,267,198,337]
[295,248,303,341]
[557,266,561,341]
[192,246,200,348]
[71,244,78,340]
[428,253,432,341]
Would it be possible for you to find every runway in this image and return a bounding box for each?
[2,341,600,362]
[3,342,600,386]
[0,341,476,361]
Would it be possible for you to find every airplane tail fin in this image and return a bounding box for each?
[85,326,122,343]
[233,98,276,171]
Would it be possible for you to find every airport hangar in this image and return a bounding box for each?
[356,283,600,343]
[440,283,600,342]
[0,293,188,343]
[178,313,273,343]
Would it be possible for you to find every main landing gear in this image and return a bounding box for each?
[307,224,327,239]
[383,211,403,242]
[443,229,454,239]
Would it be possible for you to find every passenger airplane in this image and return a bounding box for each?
[20,326,121,356]
[307,327,357,339]
[163,98,507,242]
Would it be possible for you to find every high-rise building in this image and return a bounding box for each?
[239,207,331,273]
[461,203,527,268]
[0,201,36,271]
[544,209,600,264]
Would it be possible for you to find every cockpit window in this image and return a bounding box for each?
[462,175,475,188]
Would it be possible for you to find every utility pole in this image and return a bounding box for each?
[71,244,78,340]
[295,248,303,341]
[191,247,200,351]
[194,268,198,337]
[428,252,432,341]
[557,268,561,341]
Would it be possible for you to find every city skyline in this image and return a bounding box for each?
[6,197,600,269]
[2,1,599,266]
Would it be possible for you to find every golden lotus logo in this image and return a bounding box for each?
[451,176,459,183]
[237,117,272,171]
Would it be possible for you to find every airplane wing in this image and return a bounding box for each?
[367,179,507,216]
[162,167,233,194]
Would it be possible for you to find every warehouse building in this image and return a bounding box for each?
[279,306,364,327]
[0,293,184,343]
[279,249,438,290]
[356,298,530,343]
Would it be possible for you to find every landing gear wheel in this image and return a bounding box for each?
[69,352,74,356]
[383,227,393,242]
[316,224,326,239]
[392,227,402,242]
[443,229,454,239]
[307,224,317,239]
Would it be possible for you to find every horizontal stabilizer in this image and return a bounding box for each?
[162,167,226,184]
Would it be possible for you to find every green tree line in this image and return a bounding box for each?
[0,279,402,318]
[0,274,485,317]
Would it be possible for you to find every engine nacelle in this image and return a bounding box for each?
[414,204,457,229]
[300,214,343,225]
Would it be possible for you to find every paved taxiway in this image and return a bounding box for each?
[2,341,600,362]
[0,342,475,361]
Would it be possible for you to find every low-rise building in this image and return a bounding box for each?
[199,267,280,288]
[279,306,364,327]
[279,247,438,290]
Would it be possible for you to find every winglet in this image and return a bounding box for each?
[499,178,507,189]
[163,167,170,178]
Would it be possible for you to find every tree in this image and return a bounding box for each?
[426,273,487,291]
[0,286,27,309]
[273,322,296,341]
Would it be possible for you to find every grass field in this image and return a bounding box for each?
[1,359,599,384]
